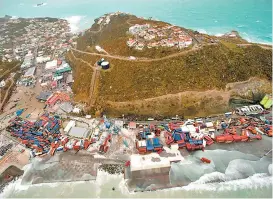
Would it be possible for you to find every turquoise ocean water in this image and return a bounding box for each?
[0,0,272,44]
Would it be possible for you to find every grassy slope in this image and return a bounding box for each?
[0,60,20,81]
[72,44,272,102]
[66,53,93,103]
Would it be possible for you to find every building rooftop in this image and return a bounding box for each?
[68,127,89,138]
[24,67,36,77]
[36,91,52,101]
[130,153,171,172]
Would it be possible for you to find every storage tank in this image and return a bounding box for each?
[101,61,110,70]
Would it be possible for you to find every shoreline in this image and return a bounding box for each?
[2,13,272,45]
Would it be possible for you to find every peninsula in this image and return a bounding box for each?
[67,12,272,118]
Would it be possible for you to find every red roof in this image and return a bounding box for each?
[129,122,136,129]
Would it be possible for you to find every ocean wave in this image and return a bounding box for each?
[65,16,86,33]
[164,173,272,193]
[241,32,272,45]
[215,33,224,37]
[10,16,18,20]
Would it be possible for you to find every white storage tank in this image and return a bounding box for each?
[101,61,110,70]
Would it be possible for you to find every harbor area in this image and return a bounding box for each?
[0,104,271,191]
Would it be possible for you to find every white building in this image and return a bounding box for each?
[130,153,171,178]
[45,60,58,70]
[36,56,50,64]
[64,120,76,133]
[0,80,6,88]
[129,24,150,35]
[23,67,36,79]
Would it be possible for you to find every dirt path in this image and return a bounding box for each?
[106,89,231,106]
[0,78,14,110]
[89,66,100,105]
[70,50,96,70]
[70,50,100,105]
[71,43,217,63]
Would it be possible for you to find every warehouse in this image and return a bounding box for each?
[23,67,36,79]
[36,91,52,101]
[130,153,171,179]
[68,127,90,138]
[45,60,58,70]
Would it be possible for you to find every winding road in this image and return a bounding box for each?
[71,44,205,62]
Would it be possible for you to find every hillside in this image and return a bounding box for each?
[68,13,272,118]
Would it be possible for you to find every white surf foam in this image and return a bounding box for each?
[193,171,226,184]
[197,29,207,34]
[65,16,86,33]
[10,16,18,20]
[215,33,224,37]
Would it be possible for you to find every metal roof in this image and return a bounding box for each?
[36,91,52,101]
[24,67,36,77]
[68,127,89,138]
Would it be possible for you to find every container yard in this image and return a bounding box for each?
[3,107,271,166]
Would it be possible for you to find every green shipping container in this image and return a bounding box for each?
[264,98,272,109]
[260,95,269,105]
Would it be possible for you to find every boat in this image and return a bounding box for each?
[200,157,211,163]
[36,3,46,7]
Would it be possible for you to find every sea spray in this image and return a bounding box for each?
[65,16,86,33]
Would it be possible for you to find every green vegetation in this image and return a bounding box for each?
[66,53,93,103]
[0,60,20,81]
[71,44,272,102]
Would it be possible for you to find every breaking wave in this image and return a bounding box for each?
[65,16,86,33]
[0,150,272,198]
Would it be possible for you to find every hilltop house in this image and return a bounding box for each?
[129,24,150,35]
[127,39,137,47]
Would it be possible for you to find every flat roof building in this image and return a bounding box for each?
[130,153,171,179]
[36,91,52,101]
[68,127,89,138]
[23,67,36,78]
